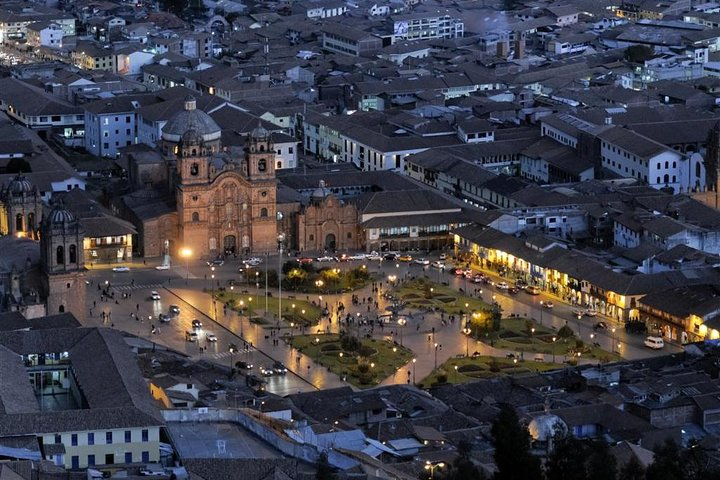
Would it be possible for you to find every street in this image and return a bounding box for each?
[82,252,680,392]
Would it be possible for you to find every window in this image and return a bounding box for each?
[190,163,199,176]
[142,429,149,442]
[124,452,132,464]
[124,431,131,443]
[277,149,282,154]
[106,432,113,444]
[103,142,109,150]
[289,147,294,154]
[309,234,314,241]
[260,208,268,217]
[54,434,61,444]
[258,159,267,172]
[191,212,199,222]
[142,451,150,463]
[15,213,23,231]
[59,305,64,313]
[69,244,77,263]
[347,232,352,239]
[71,434,78,446]
[71,456,79,470]
[276,161,282,169]
[56,246,64,264]
[88,433,94,445]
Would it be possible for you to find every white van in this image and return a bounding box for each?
[644,336,664,350]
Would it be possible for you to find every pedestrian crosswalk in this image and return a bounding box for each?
[209,348,255,360]
[113,283,165,291]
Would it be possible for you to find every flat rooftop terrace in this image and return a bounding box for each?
[166,422,284,459]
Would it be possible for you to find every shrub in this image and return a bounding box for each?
[357,345,376,358]
[340,334,361,352]
[489,359,501,373]
[557,325,575,338]
[436,370,448,384]
[357,363,370,374]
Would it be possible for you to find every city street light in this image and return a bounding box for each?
[454,365,458,383]
[277,233,286,323]
[540,300,544,325]
[425,461,445,480]
[228,343,237,376]
[180,247,192,284]
[211,273,216,321]
[462,325,472,357]
[397,318,406,346]
[531,327,535,345]
[434,342,439,369]
[412,358,417,385]
[611,327,616,353]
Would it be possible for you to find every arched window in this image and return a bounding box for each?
[59,305,65,313]
[347,232,352,239]
[259,145,265,152]
[664,174,670,184]
[27,212,35,231]
[190,163,199,176]
[276,161,282,169]
[258,159,267,172]
[69,245,77,263]
[56,246,64,264]
[191,148,197,156]
[260,208,268,218]
[15,213,23,232]
[192,212,200,222]
[696,162,702,179]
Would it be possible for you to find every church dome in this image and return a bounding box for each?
[311,180,331,200]
[7,175,34,195]
[181,128,203,146]
[528,415,567,442]
[161,95,221,144]
[48,204,75,224]
[250,122,270,141]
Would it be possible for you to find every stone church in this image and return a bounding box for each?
[120,96,361,258]
[0,175,86,320]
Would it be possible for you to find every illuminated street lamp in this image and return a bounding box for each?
[397,317,406,346]
[425,461,445,479]
[462,325,472,357]
[433,342,439,369]
[540,300,544,325]
[412,358,417,385]
[552,336,556,363]
[611,327,616,353]
[180,247,192,284]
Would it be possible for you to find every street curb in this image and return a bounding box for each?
[161,285,320,391]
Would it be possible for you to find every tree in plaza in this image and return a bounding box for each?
[586,439,617,480]
[5,158,31,173]
[491,404,541,480]
[645,439,684,480]
[316,452,336,480]
[544,436,588,480]
[619,456,645,480]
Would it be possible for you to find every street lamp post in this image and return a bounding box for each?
[463,325,471,357]
[211,273,216,321]
[412,358,416,385]
[397,318,406,346]
[540,300,544,326]
[229,343,236,376]
[454,365,458,383]
[239,300,244,337]
[611,327,616,353]
[552,336,556,363]
[180,248,192,284]
[277,233,286,323]
[425,461,445,480]
[433,342,439,369]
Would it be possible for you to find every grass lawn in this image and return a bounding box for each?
[486,317,621,362]
[419,355,562,387]
[394,279,491,315]
[290,334,414,388]
[214,291,322,326]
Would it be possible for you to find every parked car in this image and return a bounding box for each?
[496,281,509,290]
[150,291,161,301]
[431,261,446,269]
[185,331,198,342]
[414,258,430,266]
[273,361,288,374]
[383,253,398,261]
[205,332,217,342]
[516,279,528,288]
[593,321,608,331]
[316,255,337,262]
[297,257,313,265]
[508,286,520,294]
[439,253,447,260]
[235,361,253,370]
[398,254,413,262]
[207,258,224,266]
[259,365,274,376]
[112,266,130,272]
[349,253,367,260]
[155,264,170,270]
[158,313,170,323]
[169,305,180,315]
[584,308,598,317]
[625,320,648,334]
[542,301,554,309]
[243,257,262,266]
[191,319,203,329]
[366,252,382,261]
[573,309,585,318]
[644,336,665,350]
[525,285,540,295]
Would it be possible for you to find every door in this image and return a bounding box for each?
[105,454,114,465]
[324,233,336,251]
[224,235,237,255]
